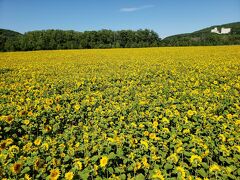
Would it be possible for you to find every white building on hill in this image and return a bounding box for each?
[211,27,220,34]
[221,27,231,34]
[211,27,231,34]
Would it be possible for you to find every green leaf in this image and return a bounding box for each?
[46,156,52,162]
[64,155,70,162]
[108,152,116,159]
[135,173,145,180]
[120,174,126,180]
[219,156,225,162]
[127,165,133,171]
[201,162,209,169]
[164,163,173,170]
[91,155,99,162]
[105,146,111,153]
[95,176,103,180]
[226,158,234,164]
[183,151,191,157]
[4,127,11,132]
[117,148,124,157]
[116,167,125,173]
[198,168,207,178]
[228,174,236,179]
[237,168,240,176]
[21,167,30,174]
[108,167,114,174]
[79,171,89,180]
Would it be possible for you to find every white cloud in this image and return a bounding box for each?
[120,5,154,12]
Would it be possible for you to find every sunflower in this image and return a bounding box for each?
[5,115,14,124]
[44,125,52,132]
[152,169,164,180]
[151,154,160,161]
[50,168,61,180]
[11,162,22,174]
[24,174,32,180]
[41,142,49,151]
[9,145,19,156]
[162,128,170,133]
[74,160,82,170]
[23,142,32,152]
[176,147,184,154]
[143,131,149,136]
[218,134,226,142]
[187,110,194,117]
[162,117,170,124]
[167,153,179,164]
[74,104,80,111]
[65,171,74,180]
[5,138,14,146]
[34,138,42,146]
[55,104,61,112]
[94,164,99,175]
[134,162,141,172]
[139,123,145,128]
[183,129,190,134]
[142,157,150,168]
[209,164,221,173]
[100,156,108,168]
[34,158,42,171]
[149,133,156,139]
[190,155,202,166]
[235,120,240,125]
[0,141,6,151]
[226,114,233,120]
[46,99,53,105]
[140,140,149,149]
[23,119,30,125]
[176,167,186,178]
[153,121,158,129]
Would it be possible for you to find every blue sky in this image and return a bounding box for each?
[0,0,239,38]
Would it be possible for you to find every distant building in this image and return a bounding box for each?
[211,27,231,34]
[211,27,220,34]
[221,27,231,34]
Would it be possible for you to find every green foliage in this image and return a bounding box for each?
[161,22,240,46]
[0,29,160,51]
[0,46,240,179]
[0,28,22,51]
[1,22,240,51]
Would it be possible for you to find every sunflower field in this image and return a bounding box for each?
[0,46,240,180]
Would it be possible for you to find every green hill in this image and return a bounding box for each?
[0,29,22,51]
[0,28,22,37]
[194,22,240,34]
[1,22,240,51]
[162,22,240,46]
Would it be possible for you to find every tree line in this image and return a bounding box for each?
[161,33,240,46]
[1,29,161,51]
[1,27,240,51]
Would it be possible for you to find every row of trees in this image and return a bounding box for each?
[161,34,240,46]
[1,29,161,51]
[1,28,240,51]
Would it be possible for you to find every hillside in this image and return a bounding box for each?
[0,29,160,51]
[194,22,240,35]
[162,22,240,46]
[0,29,22,51]
[0,22,240,51]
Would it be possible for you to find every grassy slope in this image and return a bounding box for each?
[163,22,240,40]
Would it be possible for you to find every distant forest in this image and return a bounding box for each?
[0,29,160,51]
[1,22,240,51]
